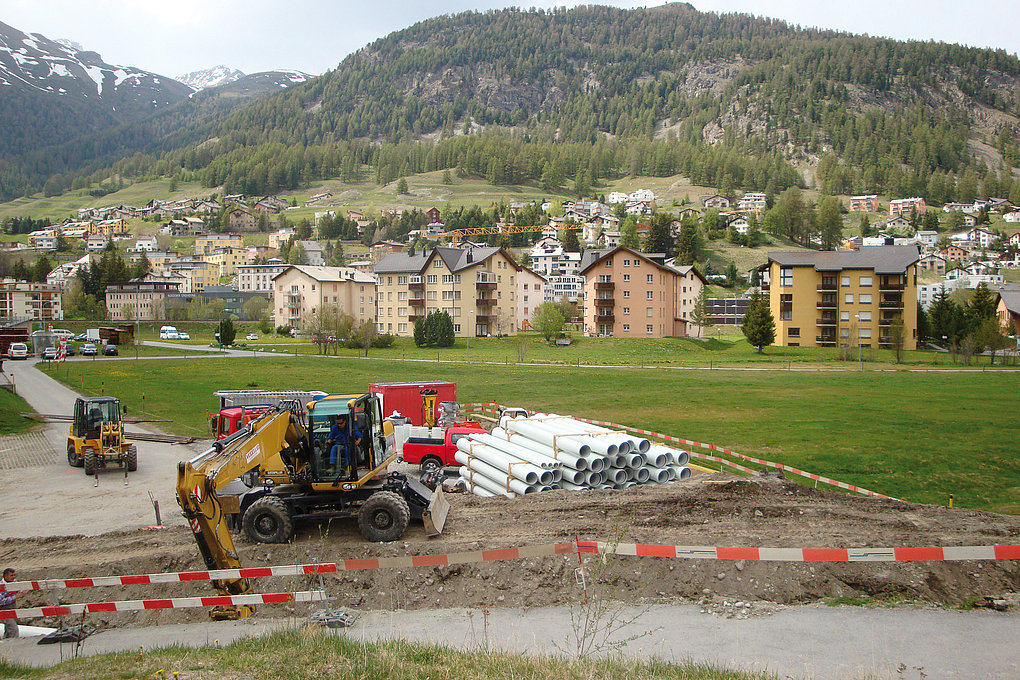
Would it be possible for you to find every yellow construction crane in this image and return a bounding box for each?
[434,223,584,242]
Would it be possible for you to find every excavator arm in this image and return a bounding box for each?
[175,406,310,619]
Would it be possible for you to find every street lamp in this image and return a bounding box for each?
[854,313,862,370]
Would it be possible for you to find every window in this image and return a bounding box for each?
[623,307,630,315]
[604,260,612,267]
[858,311,872,322]
[646,324,654,334]
[398,323,407,333]
[788,328,800,338]
[646,291,654,300]
[622,324,630,331]
[427,275,437,284]
[860,276,873,287]
[841,328,850,338]
[780,293,792,321]
[647,274,654,283]
[623,259,630,266]
[397,275,407,285]
[427,291,437,300]
[860,294,872,304]
[453,324,461,333]
[841,276,850,287]
[398,292,407,301]
[646,307,654,317]
[433,260,443,268]
[841,311,850,322]
[623,291,630,298]
[780,267,793,286]
[623,274,630,282]
[845,294,854,304]
[859,328,872,339]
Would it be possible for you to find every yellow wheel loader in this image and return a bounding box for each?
[67,397,138,476]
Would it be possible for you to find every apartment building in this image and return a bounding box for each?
[106,280,181,321]
[766,245,920,350]
[203,247,248,278]
[737,192,768,214]
[517,268,547,329]
[889,197,926,217]
[577,247,705,338]
[237,261,288,293]
[272,265,376,330]
[374,246,522,338]
[196,233,244,256]
[0,280,63,321]
[849,195,879,212]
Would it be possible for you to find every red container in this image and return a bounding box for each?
[369,381,456,427]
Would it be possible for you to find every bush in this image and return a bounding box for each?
[275,325,292,336]
[413,310,455,347]
[371,333,396,348]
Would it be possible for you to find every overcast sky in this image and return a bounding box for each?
[4,0,1018,79]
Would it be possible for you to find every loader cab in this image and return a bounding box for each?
[305,394,392,484]
[73,397,121,438]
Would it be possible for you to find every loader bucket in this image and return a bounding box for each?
[423,485,449,537]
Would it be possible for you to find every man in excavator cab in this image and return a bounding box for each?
[325,413,362,478]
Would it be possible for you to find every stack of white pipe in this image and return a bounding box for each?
[458,413,694,497]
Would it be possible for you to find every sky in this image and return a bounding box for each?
[3,0,1018,79]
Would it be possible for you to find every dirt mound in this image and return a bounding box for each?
[5,477,1019,630]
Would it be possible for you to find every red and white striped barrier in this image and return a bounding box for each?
[2,543,577,592]
[0,591,325,621]
[577,541,1020,562]
[466,403,900,501]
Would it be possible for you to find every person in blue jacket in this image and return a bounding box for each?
[326,413,362,475]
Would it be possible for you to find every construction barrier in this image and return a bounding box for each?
[465,403,901,501]
[5,541,1019,595]
[0,591,326,621]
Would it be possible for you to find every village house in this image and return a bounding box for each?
[704,195,731,209]
[228,207,258,232]
[237,261,288,293]
[917,253,947,277]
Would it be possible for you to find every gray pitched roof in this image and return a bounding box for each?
[767,245,920,274]
[996,288,1020,315]
[374,246,517,275]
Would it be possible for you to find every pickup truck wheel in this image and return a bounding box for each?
[242,496,294,544]
[67,444,83,468]
[420,456,443,474]
[125,445,138,472]
[358,491,410,542]
[83,450,97,476]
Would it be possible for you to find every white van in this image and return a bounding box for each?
[8,342,29,359]
[159,325,179,340]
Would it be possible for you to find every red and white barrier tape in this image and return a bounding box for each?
[0,591,325,620]
[2,543,577,592]
[577,541,1020,562]
[5,539,1018,595]
[466,403,900,501]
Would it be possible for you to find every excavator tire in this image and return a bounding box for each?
[126,445,138,472]
[242,496,294,544]
[83,450,97,476]
[358,491,410,542]
[67,444,83,468]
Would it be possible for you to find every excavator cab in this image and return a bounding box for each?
[305,395,388,483]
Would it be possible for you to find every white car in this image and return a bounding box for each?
[178,332,191,340]
[51,329,75,339]
[246,333,259,341]
[8,342,29,359]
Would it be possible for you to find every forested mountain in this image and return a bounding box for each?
[5,4,1020,205]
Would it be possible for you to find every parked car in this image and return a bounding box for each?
[64,343,76,356]
[51,329,75,339]
[102,344,119,356]
[41,347,58,361]
[8,342,29,359]
[74,332,89,342]
[246,333,258,341]
[80,343,98,356]
[178,332,191,340]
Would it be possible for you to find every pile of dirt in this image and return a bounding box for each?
[5,477,1019,630]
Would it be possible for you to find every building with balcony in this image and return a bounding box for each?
[106,280,181,321]
[195,233,244,256]
[766,245,920,350]
[889,197,926,217]
[271,265,376,330]
[374,246,523,338]
[577,247,705,338]
[237,261,288,293]
[0,280,63,321]
[849,195,880,212]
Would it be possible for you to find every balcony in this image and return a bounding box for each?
[880,281,905,292]
[595,314,615,324]
[474,314,496,323]
[594,281,615,291]
[878,318,894,327]
[816,318,838,326]
[879,300,904,309]
[595,297,616,307]
[408,279,424,290]
[815,336,838,346]
[475,280,497,291]
[816,283,838,292]
[816,299,837,309]
[476,298,497,307]
[409,297,425,306]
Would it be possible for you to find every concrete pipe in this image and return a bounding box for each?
[621,452,646,469]
[666,466,678,481]
[651,467,671,483]
[644,448,671,468]
[607,468,629,485]
[586,455,607,474]
[491,427,589,471]
[560,467,586,485]
[673,450,690,466]
[635,467,652,483]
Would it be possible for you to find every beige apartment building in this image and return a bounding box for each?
[195,233,244,255]
[577,247,706,338]
[203,247,248,278]
[237,262,288,292]
[374,247,522,338]
[0,280,63,321]
[106,280,182,321]
[272,265,376,330]
[766,245,920,350]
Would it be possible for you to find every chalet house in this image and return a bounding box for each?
[253,200,282,215]
[347,209,364,221]
[996,290,1020,336]
[1004,211,1020,224]
[704,195,731,209]
[940,245,969,263]
[914,230,939,249]
[878,216,911,233]
[943,202,974,214]
[1008,232,1020,248]
[370,240,406,262]
[425,207,441,224]
[305,191,333,205]
[228,207,258,232]
[849,195,879,212]
[917,253,947,276]
[298,240,325,266]
[967,228,998,249]
[607,192,628,204]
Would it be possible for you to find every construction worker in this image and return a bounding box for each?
[1,568,22,639]
[326,414,362,475]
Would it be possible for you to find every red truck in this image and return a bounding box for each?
[400,424,484,473]
[209,390,327,440]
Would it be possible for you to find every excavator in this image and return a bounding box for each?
[175,392,449,619]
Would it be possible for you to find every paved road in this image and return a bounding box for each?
[1,356,1017,679]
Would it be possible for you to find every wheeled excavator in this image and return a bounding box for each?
[175,393,449,619]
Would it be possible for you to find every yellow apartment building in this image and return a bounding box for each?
[195,233,244,255]
[203,247,248,278]
[374,246,522,338]
[766,246,920,350]
[272,265,376,330]
[577,246,706,337]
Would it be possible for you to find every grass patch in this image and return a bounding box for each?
[0,389,36,435]
[50,355,1020,512]
[0,628,777,680]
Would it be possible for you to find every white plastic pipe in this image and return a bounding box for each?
[634,467,651,483]
[558,479,588,491]
[459,469,514,498]
[650,467,671,483]
[645,450,671,468]
[559,467,586,485]
[456,439,546,485]
[606,468,629,484]
[586,455,607,474]
[519,417,617,457]
[621,452,646,469]
[666,466,677,481]
[670,465,693,480]
[455,451,534,496]
[498,422,592,462]
[585,470,604,486]
[461,479,496,498]
[471,432,561,470]
[490,427,590,472]
[674,450,690,466]
[534,414,651,454]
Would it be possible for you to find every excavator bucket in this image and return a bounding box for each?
[422,485,449,537]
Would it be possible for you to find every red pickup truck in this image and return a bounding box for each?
[401,424,484,472]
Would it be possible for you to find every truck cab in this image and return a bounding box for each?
[401,424,485,473]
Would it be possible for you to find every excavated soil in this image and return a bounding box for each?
[5,476,1020,630]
